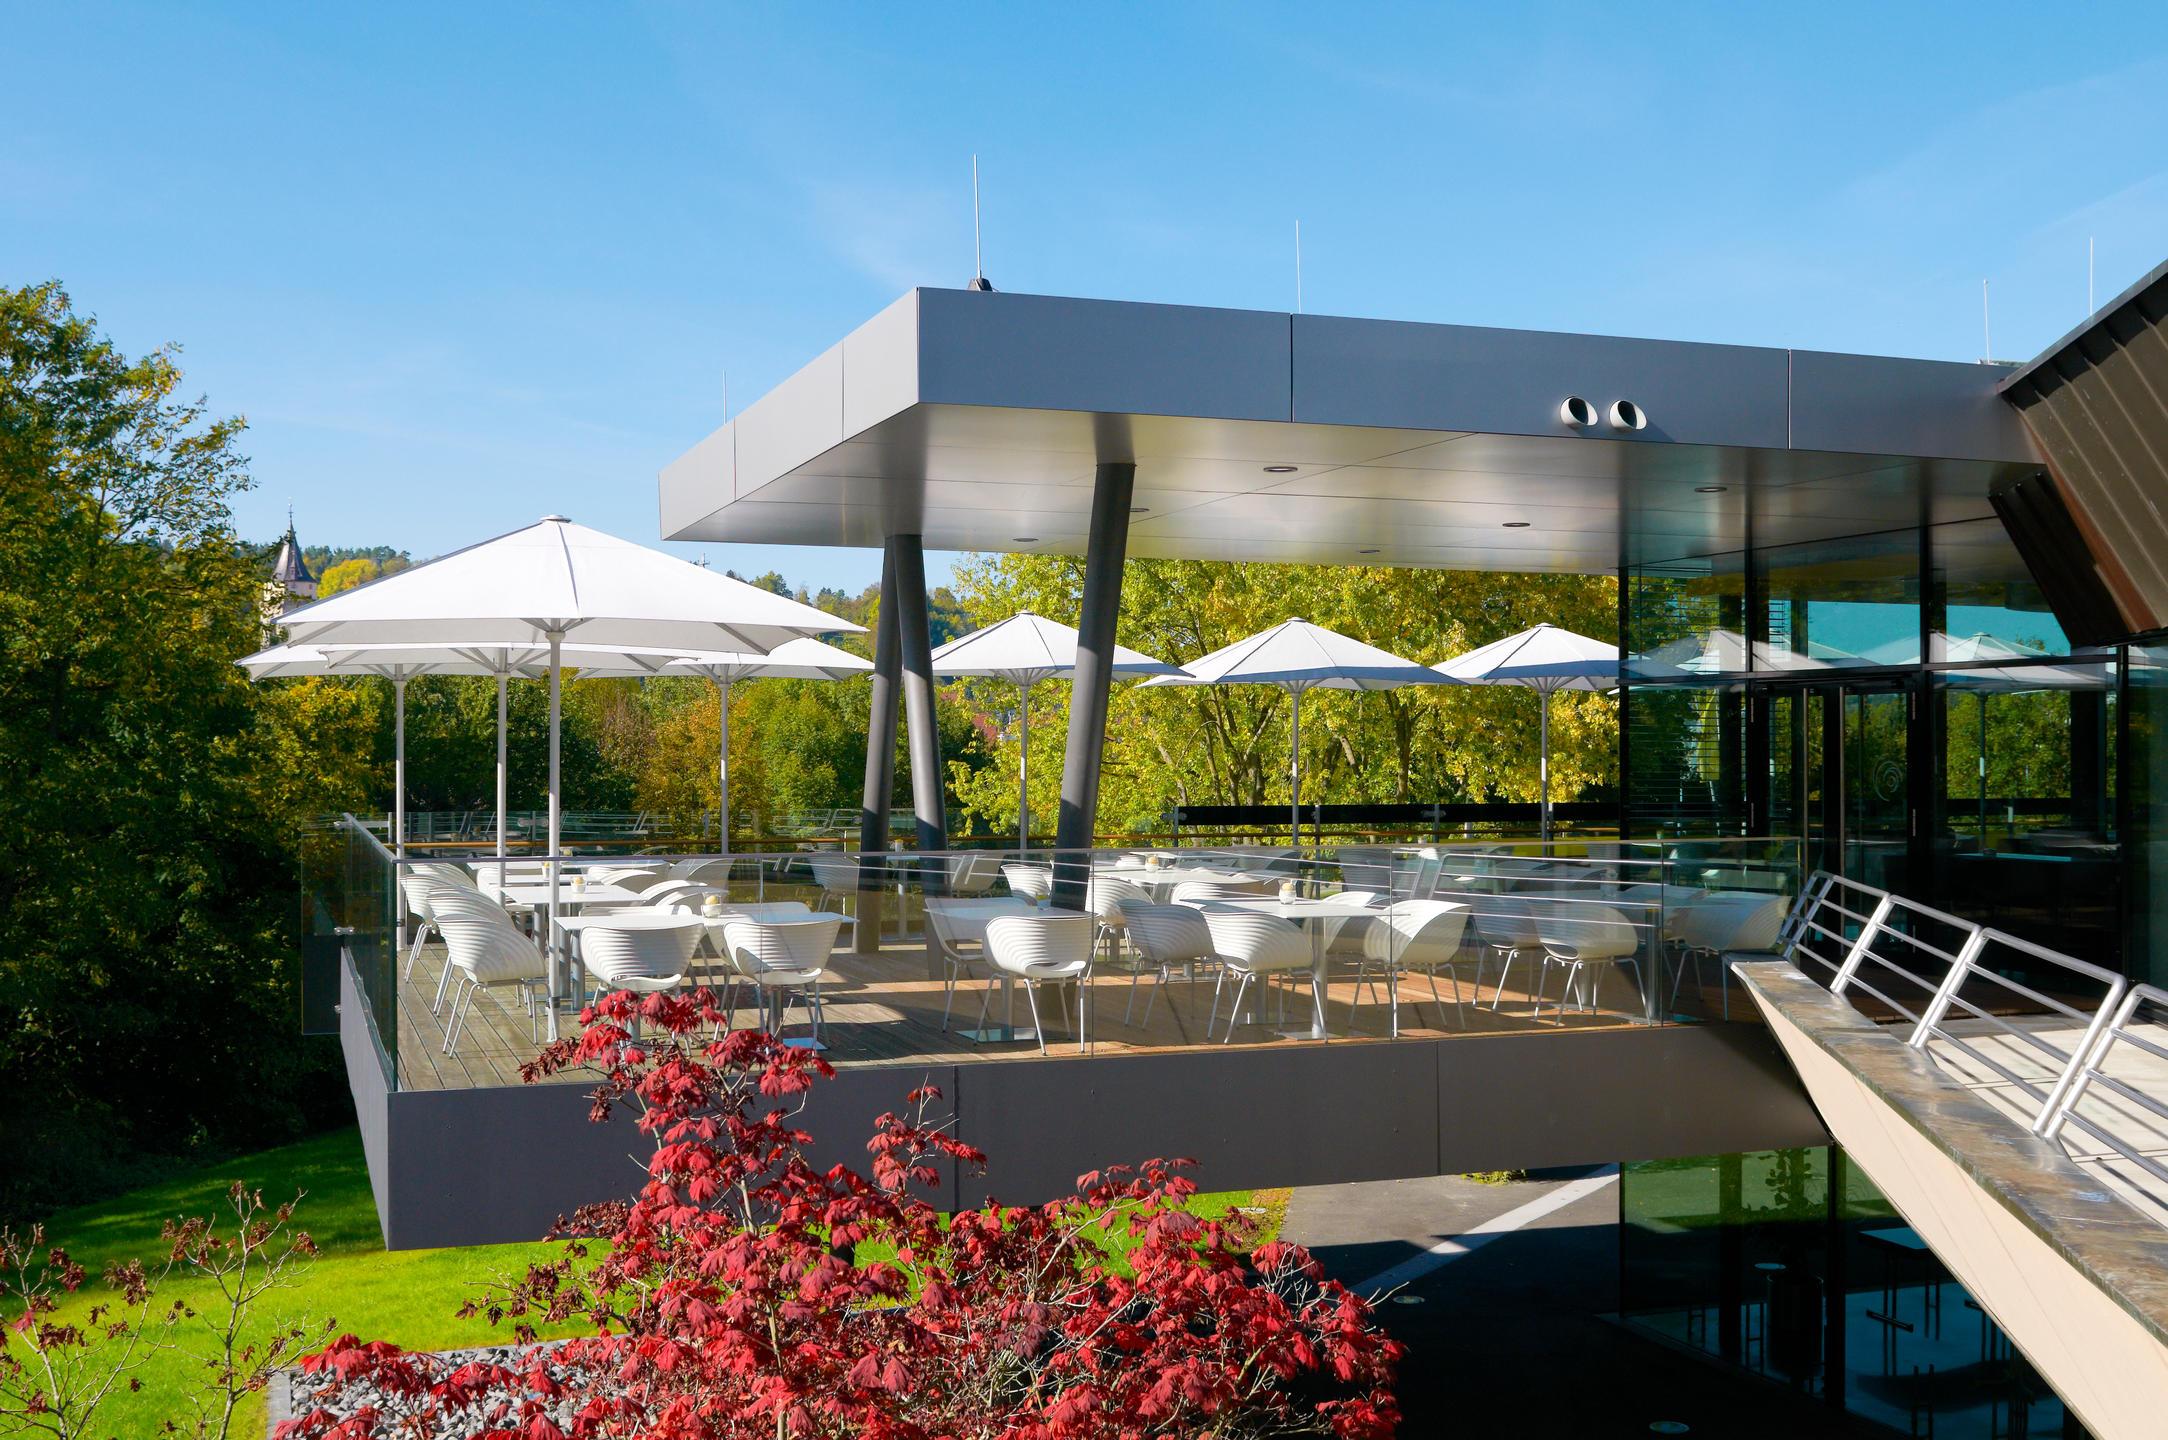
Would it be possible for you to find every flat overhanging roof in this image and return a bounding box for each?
[660,289,2042,574]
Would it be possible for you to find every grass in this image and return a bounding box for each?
[19,1129,1287,1438]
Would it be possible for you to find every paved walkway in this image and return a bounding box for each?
[1282,1170,1883,1438]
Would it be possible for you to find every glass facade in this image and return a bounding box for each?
[1622,1147,2070,1437]
[1623,515,2133,973]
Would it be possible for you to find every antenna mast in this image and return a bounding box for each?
[967,156,994,290]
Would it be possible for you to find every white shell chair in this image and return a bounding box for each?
[1120,903,1219,1031]
[946,852,1002,896]
[980,913,1097,1055]
[424,882,533,1018]
[1666,893,1788,1019]
[1456,893,1545,1013]
[717,915,845,1046]
[1352,900,1472,1033]
[1198,909,1315,1044]
[398,874,443,984]
[806,853,861,940]
[435,912,551,1057]
[1001,862,1053,903]
[1533,902,1645,1023]
[577,915,703,1034]
[1170,879,1269,905]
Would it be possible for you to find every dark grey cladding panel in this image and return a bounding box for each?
[1292,313,1790,450]
[1790,350,2036,463]
[914,288,1292,424]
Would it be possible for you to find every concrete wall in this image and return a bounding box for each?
[353,1014,1829,1251]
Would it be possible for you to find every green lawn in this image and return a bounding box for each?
[18,1129,1285,1438]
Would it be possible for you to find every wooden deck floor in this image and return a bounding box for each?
[391,924,1720,1092]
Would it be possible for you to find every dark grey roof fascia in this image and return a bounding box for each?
[2002,253,2168,398]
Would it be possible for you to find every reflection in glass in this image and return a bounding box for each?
[1932,516,2071,658]
[1621,1148,2069,1436]
[1626,558,1744,679]
[1758,531,1921,668]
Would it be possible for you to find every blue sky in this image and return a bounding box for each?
[9,2,2168,595]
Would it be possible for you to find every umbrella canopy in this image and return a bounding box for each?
[277,516,858,653]
[579,638,873,853]
[1434,623,1620,840]
[931,612,1179,853]
[266,516,859,1038]
[1143,619,1450,844]
[1644,629,1841,675]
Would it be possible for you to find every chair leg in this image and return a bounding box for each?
[1207,970,1228,1040]
[432,953,457,1015]
[1124,965,1143,1026]
[975,975,997,1034]
[1223,973,1253,1044]
[1025,983,1047,1056]
[941,958,961,1031]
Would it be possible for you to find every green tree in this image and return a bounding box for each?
[0,282,356,1220]
[946,553,1617,834]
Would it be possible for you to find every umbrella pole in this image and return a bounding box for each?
[392,676,408,927]
[1539,687,1551,844]
[717,677,731,856]
[1018,679,1031,857]
[546,633,562,1042]
[1290,689,1302,850]
[495,672,507,889]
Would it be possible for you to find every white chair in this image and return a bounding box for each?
[638,879,716,912]
[1455,893,1544,1013]
[424,882,533,1017]
[1170,879,1269,905]
[1667,893,1788,1019]
[1084,875,1152,960]
[980,913,1097,1054]
[946,853,1001,896]
[577,916,703,1032]
[1001,862,1053,902]
[807,853,861,937]
[435,914,551,1057]
[717,915,845,1045]
[1353,900,1472,1032]
[1534,902,1645,1023]
[398,874,443,982]
[1198,909,1315,1043]
[926,903,989,1032]
[1120,903,1218,1030]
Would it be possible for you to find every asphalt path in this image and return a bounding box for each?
[1282,1170,1883,1439]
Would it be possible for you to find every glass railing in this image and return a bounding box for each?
[300,815,401,1088]
[312,822,1803,1092]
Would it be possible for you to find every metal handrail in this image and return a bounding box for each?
[1780,870,2128,1142]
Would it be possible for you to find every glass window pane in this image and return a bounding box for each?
[1931,516,2070,659]
[1757,531,1920,668]
[1627,556,1745,679]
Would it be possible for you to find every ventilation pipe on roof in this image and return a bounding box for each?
[1559,396,1597,428]
[1609,399,1647,431]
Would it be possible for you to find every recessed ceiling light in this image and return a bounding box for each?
[1012,536,1038,543]
[1503,521,1531,528]
[1696,485,1728,493]
[1358,548,1380,554]
[1263,464,1298,473]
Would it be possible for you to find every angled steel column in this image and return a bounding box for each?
[856,547,901,954]
[892,535,950,879]
[1052,462,1136,911]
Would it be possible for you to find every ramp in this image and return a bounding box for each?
[1740,875,2168,1440]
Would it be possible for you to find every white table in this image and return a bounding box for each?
[1197,895,1384,1040]
[491,881,649,1026]
[925,898,1042,1043]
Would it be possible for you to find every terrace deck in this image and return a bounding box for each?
[391,929,1694,1093]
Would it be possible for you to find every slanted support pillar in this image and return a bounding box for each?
[856,547,901,954]
[892,533,949,868]
[1052,462,1136,912]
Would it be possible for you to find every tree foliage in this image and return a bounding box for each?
[279,995,1401,1439]
[0,282,356,1220]
[945,553,1618,834]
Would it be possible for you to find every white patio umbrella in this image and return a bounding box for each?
[1434,623,1622,841]
[238,638,716,884]
[273,516,859,1035]
[930,612,1179,854]
[573,638,872,852]
[1141,619,1452,846]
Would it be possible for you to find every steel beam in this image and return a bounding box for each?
[1052,462,1136,911]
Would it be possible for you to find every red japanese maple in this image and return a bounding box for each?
[278,988,1401,1439]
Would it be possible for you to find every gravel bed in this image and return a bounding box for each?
[268,1339,590,1438]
